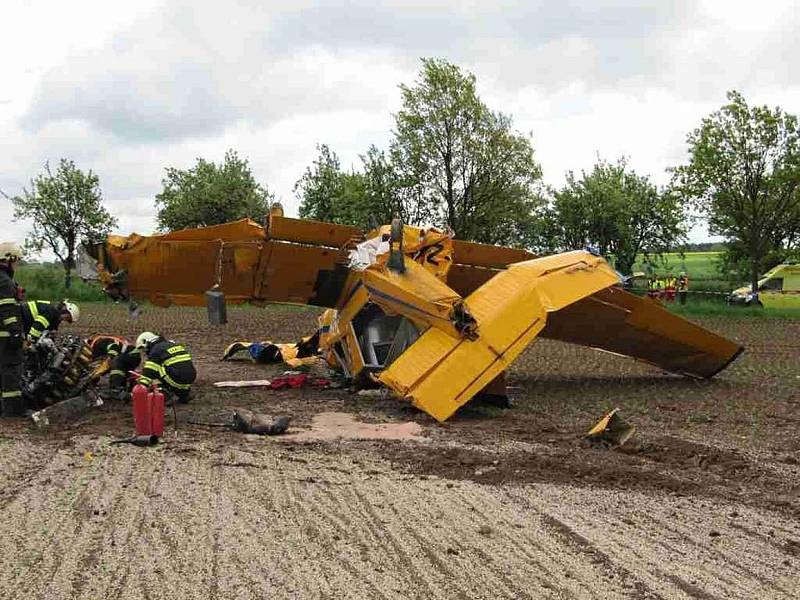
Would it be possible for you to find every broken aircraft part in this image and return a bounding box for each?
[87,215,744,422]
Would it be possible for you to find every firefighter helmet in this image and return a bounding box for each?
[60,300,80,323]
[136,331,159,350]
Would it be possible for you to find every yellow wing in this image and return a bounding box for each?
[96,216,361,308]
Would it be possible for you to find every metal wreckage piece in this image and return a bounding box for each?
[24,333,109,427]
[84,208,744,423]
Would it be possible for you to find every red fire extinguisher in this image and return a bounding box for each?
[150,386,165,437]
[132,383,152,437]
[131,383,166,439]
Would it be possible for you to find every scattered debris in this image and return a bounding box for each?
[188,410,291,436]
[356,388,389,399]
[213,380,272,388]
[25,333,110,427]
[270,373,330,390]
[231,408,290,435]
[30,392,104,429]
[585,408,636,447]
[110,435,159,447]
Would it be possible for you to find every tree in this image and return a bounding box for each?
[9,159,117,289]
[155,150,273,231]
[550,158,687,274]
[295,144,378,229]
[671,91,800,294]
[296,144,346,223]
[391,58,544,246]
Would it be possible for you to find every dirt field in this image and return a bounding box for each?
[0,304,798,599]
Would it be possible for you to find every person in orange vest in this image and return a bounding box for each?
[677,272,689,305]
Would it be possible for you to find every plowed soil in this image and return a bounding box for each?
[1,304,798,599]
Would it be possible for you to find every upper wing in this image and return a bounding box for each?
[98,217,361,308]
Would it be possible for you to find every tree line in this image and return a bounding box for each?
[6,59,800,294]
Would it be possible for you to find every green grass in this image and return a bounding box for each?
[635,251,722,279]
[633,252,734,293]
[665,298,800,319]
[15,263,107,302]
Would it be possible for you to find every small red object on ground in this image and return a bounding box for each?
[269,373,308,390]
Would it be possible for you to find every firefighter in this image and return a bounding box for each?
[87,335,142,400]
[677,272,689,305]
[21,299,80,343]
[0,242,25,417]
[665,275,676,302]
[135,332,196,403]
[646,277,657,299]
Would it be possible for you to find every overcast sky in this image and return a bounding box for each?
[2,0,798,250]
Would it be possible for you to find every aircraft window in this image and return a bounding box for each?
[759,278,783,291]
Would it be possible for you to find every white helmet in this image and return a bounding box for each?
[61,300,80,323]
[136,331,158,350]
[0,242,22,262]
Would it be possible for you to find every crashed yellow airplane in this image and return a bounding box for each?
[86,209,743,422]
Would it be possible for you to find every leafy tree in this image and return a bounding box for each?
[155,150,273,231]
[361,145,417,226]
[391,58,544,246]
[550,158,687,274]
[295,144,379,229]
[8,159,117,289]
[296,144,347,223]
[671,91,800,294]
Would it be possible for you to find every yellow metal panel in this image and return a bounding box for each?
[446,264,499,297]
[158,219,266,242]
[362,260,463,336]
[541,287,743,378]
[255,241,339,304]
[380,251,621,422]
[451,239,535,269]
[268,215,361,248]
[345,323,366,377]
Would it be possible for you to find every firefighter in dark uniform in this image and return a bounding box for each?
[21,299,80,343]
[135,332,196,403]
[87,335,142,399]
[0,242,25,417]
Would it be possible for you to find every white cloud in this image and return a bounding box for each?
[2,0,799,254]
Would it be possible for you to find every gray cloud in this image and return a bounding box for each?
[22,0,709,144]
[7,0,800,251]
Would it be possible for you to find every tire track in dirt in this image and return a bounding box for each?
[348,486,440,598]
[213,457,313,599]
[451,486,559,582]
[0,439,115,598]
[538,513,666,600]
[0,439,65,510]
[70,445,166,599]
[284,477,369,598]
[506,484,800,600]
[381,480,530,599]
[68,444,145,598]
[730,521,800,559]
[308,478,395,599]
[638,513,793,597]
